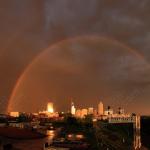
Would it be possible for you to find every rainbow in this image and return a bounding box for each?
[7,35,148,112]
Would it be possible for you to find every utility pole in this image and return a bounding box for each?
[133,115,141,150]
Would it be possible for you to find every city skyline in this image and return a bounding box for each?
[9,100,129,115]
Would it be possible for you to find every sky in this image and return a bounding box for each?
[0,0,150,114]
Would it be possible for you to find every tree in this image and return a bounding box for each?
[17,113,28,122]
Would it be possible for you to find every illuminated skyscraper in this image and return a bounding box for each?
[71,102,76,115]
[47,102,54,113]
[98,101,104,115]
[81,109,88,118]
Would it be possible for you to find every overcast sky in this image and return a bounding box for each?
[0,0,150,114]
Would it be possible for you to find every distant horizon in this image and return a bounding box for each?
[6,100,150,116]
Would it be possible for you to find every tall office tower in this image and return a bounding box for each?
[71,102,76,115]
[98,101,104,115]
[47,102,54,113]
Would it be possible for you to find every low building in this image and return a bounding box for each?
[10,112,20,117]
[108,116,134,123]
[8,121,24,128]
[104,109,113,116]
[88,107,94,114]
[75,109,81,118]
[81,109,88,118]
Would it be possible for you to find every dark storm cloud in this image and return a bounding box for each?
[0,0,150,114]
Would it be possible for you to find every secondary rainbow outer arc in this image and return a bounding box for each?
[7,35,147,112]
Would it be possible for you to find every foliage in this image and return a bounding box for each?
[17,113,28,122]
